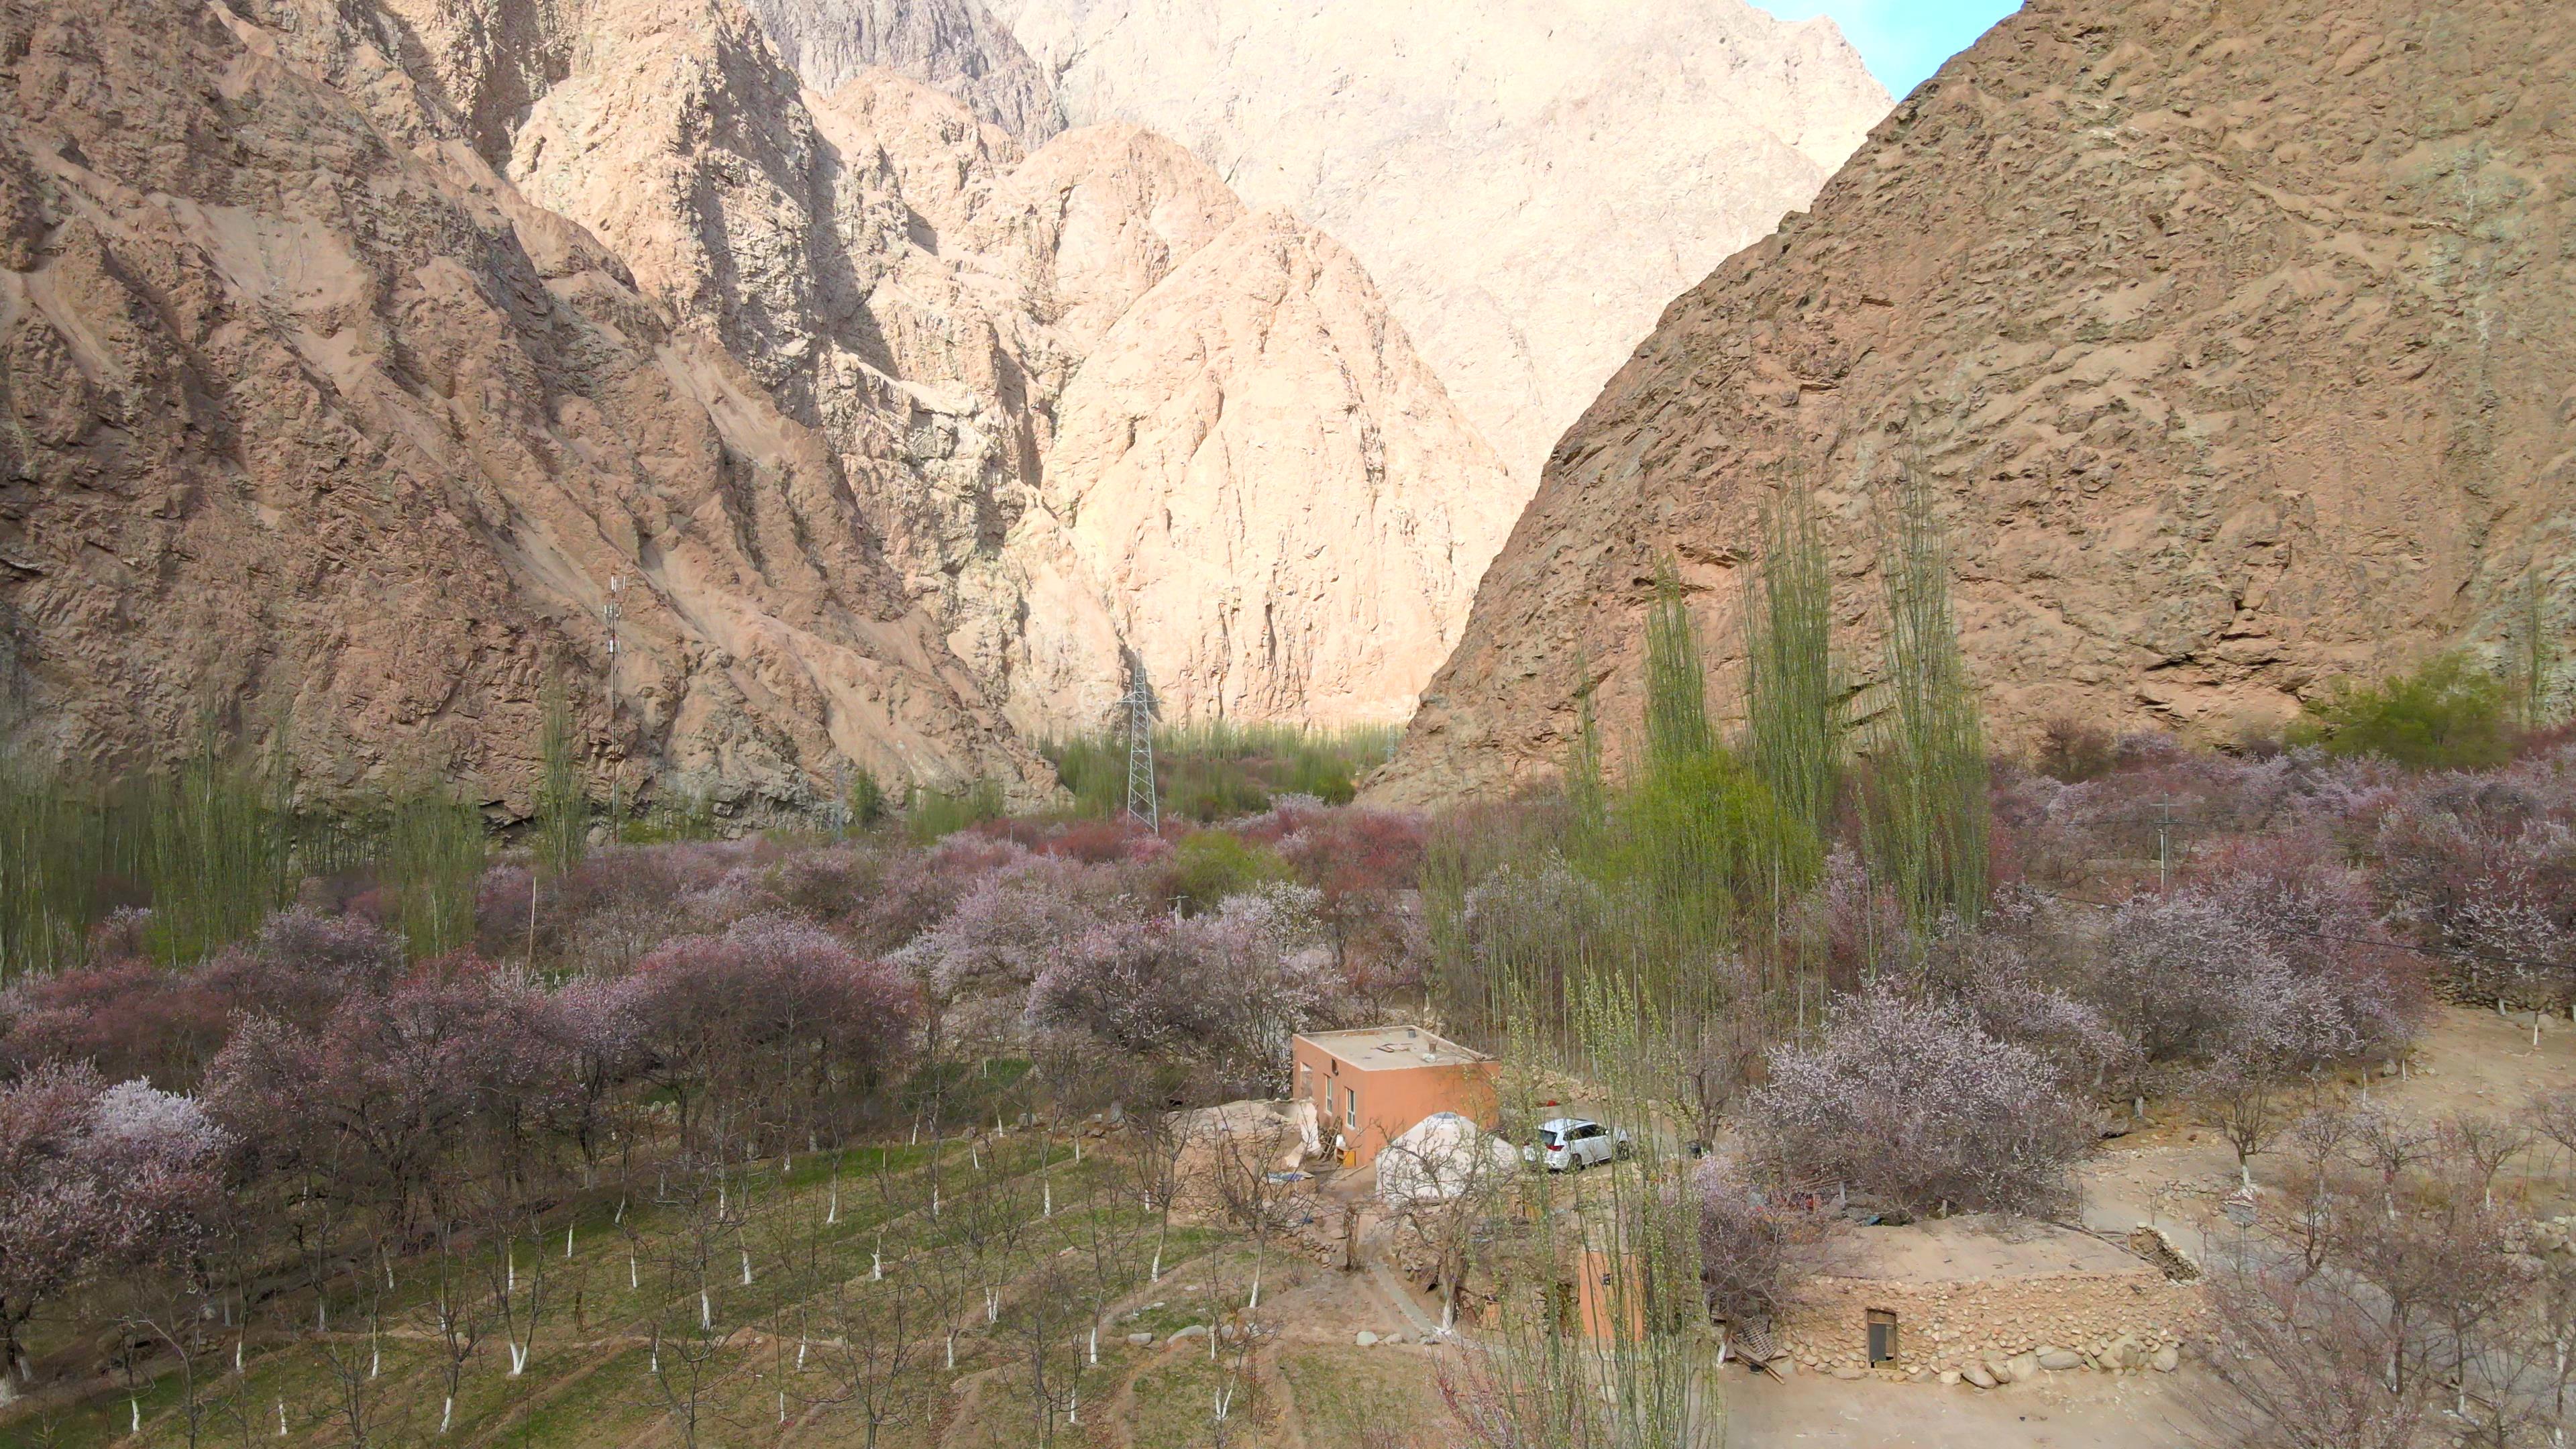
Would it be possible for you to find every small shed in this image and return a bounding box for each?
[1291,1026,1499,1169]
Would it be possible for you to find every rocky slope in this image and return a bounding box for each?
[1004,0,1892,488]
[1374,0,2576,803]
[3,0,1513,814]
[506,3,1513,734]
[743,0,1059,141]
[0,0,1053,814]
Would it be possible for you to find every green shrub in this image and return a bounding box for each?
[2035,717,2116,783]
[906,780,1004,842]
[1167,830,1289,912]
[1038,720,1395,822]
[1042,734,1128,817]
[2288,652,2512,769]
[533,678,589,877]
[137,737,300,963]
[383,790,487,957]
[0,762,109,981]
[1595,751,1819,928]
[846,765,888,828]
[618,790,720,844]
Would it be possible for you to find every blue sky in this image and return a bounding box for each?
[1752,1,2025,100]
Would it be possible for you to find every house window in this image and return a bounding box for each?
[1866,1309,1898,1365]
[1344,1087,1358,1132]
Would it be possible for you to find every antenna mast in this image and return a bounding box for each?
[1121,652,1159,835]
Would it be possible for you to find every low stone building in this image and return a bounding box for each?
[1771,1216,2201,1383]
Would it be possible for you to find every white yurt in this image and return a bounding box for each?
[1377,1112,1517,1204]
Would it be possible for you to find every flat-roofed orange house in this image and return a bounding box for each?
[1291,1027,1500,1168]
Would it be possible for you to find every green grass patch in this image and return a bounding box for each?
[1042,721,1399,823]
[1279,1346,1446,1448]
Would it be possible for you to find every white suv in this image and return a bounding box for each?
[1526,1117,1628,1172]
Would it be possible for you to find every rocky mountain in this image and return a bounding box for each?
[0,0,1051,815]
[1374,0,2576,804]
[505,0,1514,735]
[2,0,1513,814]
[1004,0,1892,489]
[741,0,1060,141]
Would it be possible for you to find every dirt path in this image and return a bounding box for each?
[2080,1004,2576,1263]
[1725,1363,2198,1448]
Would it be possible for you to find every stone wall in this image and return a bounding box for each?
[1774,1269,2204,1382]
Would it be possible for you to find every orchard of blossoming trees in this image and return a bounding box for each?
[11,685,2576,1441]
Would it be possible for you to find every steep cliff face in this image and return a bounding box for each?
[1046,211,1515,724]
[1004,0,1892,490]
[1375,0,2576,804]
[0,0,1051,813]
[742,0,1059,142]
[507,6,1513,734]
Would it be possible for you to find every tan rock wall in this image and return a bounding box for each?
[0,0,1047,813]
[1006,0,1892,491]
[512,12,1511,735]
[1377,0,2576,804]
[1776,1271,2204,1377]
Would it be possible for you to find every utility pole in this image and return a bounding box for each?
[2151,798,2178,893]
[1120,651,1159,836]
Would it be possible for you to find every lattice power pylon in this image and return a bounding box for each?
[1120,651,1159,835]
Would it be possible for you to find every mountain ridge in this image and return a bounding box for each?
[1374,0,2576,804]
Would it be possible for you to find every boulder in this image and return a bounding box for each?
[1962,1365,1997,1390]
[1355,1330,1379,1348]
[1126,1332,1153,1347]
[2038,1348,2084,1371]
[2151,1346,2180,1373]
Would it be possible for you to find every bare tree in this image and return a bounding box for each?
[1203,1108,1304,1315]
[1122,1100,1194,1285]
[2526,1088,2576,1185]
[2440,1112,2534,1211]
[2353,1110,2436,1221]
[1378,1117,1513,1333]
[1694,1164,1850,1363]
[636,1158,742,1449]
[421,1219,482,1436]
[810,1187,934,1449]
[2194,1233,2440,1449]
[2202,1055,2288,1195]
[2279,1107,2355,1276]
